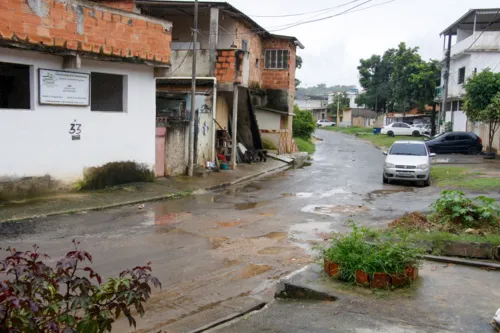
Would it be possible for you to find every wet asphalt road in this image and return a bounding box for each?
[0,130,459,332]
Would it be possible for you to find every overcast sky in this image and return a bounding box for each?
[218,0,499,88]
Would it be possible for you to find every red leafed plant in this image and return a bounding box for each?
[0,240,161,333]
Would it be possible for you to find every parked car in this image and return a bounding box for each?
[317,119,335,127]
[413,124,431,135]
[381,122,421,137]
[383,141,435,186]
[425,131,483,155]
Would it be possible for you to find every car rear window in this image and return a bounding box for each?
[390,143,427,156]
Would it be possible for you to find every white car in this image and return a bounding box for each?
[381,122,421,137]
[317,119,335,127]
[383,141,435,186]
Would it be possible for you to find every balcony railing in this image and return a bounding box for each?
[435,86,443,99]
[449,31,500,57]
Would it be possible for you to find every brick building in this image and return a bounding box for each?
[135,1,304,173]
[0,0,172,185]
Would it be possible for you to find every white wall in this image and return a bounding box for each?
[255,110,281,130]
[0,48,155,181]
[445,110,468,132]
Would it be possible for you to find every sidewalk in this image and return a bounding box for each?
[0,159,288,223]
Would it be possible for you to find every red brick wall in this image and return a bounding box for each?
[233,21,263,88]
[215,49,243,84]
[261,38,296,93]
[0,0,171,64]
[93,0,135,12]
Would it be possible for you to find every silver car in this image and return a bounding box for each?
[383,141,435,186]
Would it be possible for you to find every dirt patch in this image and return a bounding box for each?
[302,205,369,216]
[155,212,193,225]
[234,201,270,210]
[258,247,288,255]
[389,212,433,230]
[210,236,230,249]
[237,264,272,279]
[258,232,288,241]
[365,187,414,203]
[217,220,244,227]
[222,259,241,267]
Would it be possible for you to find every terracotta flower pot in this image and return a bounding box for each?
[355,270,370,286]
[390,273,408,287]
[405,266,419,281]
[324,259,339,277]
[371,272,390,289]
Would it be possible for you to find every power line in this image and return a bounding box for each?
[464,10,500,52]
[247,0,362,18]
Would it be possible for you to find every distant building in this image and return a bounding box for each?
[327,88,363,109]
[294,95,328,121]
[437,8,500,152]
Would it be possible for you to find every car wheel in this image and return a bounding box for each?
[467,146,479,155]
[387,131,394,137]
[383,174,388,184]
[412,130,420,137]
[424,176,431,187]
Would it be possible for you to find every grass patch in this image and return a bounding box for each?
[294,137,315,154]
[320,126,373,135]
[431,166,500,190]
[358,134,423,148]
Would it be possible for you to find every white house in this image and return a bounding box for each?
[328,88,363,109]
[294,95,328,121]
[437,8,500,150]
[0,0,172,189]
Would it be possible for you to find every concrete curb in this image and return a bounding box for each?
[424,255,500,269]
[0,163,290,224]
[185,302,267,333]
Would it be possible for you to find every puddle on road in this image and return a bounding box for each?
[237,264,272,279]
[257,232,288,241]
[234,201,270,210]
[319,188,348,198]
[365,187,414,203]
[301,204,369,217]
[289,222,337,243]
[257,247,288,255]
[216,220,244,227]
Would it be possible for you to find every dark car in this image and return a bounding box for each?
[425,132,482,155]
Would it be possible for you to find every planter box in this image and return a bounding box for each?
[405,266,419,281]
[355,270,370,286]
[324,259,339,277]
[371,272,390,289]
[390,273,408,287]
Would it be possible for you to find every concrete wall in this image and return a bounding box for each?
[165,122,188,176]
[170,50,211,77]
[445,110,468,131]
[469,120,500,154]
[0,0,172,64]
[0,47,156,181]
[169,11,210,49]
[261,132,279,150]
[255,110,281,130]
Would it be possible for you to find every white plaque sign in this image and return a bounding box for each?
[39,69,90,106]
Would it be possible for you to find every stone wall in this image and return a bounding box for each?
[0,0,172,64]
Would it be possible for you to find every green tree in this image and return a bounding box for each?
[295,78,301,88]
[463,70,500,152]
[293,106,315,140]
[296,55,303,69]
[328,92,350,116]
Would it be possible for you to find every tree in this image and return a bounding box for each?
[295,78,301,88]
[463,70,500,152]
[296,56,303,69]
[293,106,315,140]
[327,92,350,115]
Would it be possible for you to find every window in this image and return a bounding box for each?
[444,135,456,141]
[0,62,31,109]
[390,143,427,156]
[458,67,465,84]
[242,39,248,52]
[452,101,459,111]
[456,135,470,141]
[255,58,259,68]
[401,123,411,128]
[91,72,125,112]
[264,49,289,69]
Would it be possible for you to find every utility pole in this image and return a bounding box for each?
[336,94,340,126]
[188,0,198,177]
[440,34,452,133]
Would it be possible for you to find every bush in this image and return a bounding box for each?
[0,241,161,333]
[78,161,155,190]
[320,224,422,282]
[430,190,500,228]
[292,107,315,140]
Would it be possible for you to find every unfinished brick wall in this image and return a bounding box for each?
[0,0,172,64]
[233,20,263,88]
[261,38,296,93]
[93,0,135,12]
[215,49,243,84]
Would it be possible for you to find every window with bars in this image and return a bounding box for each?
[458,67,465,84]
[264,49,289,69]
